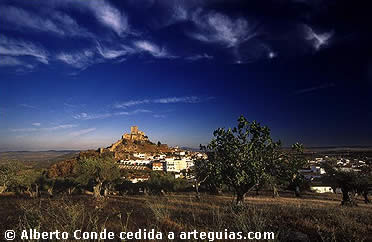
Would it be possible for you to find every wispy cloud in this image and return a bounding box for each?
[10,124,77,132]
[189,10,258,47]
[114,99,150,108]
[32,123,41,127]
[19,104,38,109]
[304,25,333,50]
[69,128,96,137]
[186,53,213,61]
[295,82,335,94]
[115,109,152,116]
[133,40,175,58]
[0,36,49,64]
[56,49,98,69]
[115,96,212,108]
[154,96,202,104]
[2,6,63,35]
[78,0,129,36]
[73,109,151,120]
[96,42,132,59]
[73,112,112,120]
[1,6,91,38]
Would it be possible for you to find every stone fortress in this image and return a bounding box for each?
[107,126,149,152]
[122,126,149,142]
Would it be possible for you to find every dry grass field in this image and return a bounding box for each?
[1,192,371,241]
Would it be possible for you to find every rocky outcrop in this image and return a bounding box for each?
[102,126,172,159]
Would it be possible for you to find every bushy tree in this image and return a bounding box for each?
[281,144,308,197]
[193,152,224,198]
[323,162,359,206]
[12,169,42,198]
[202,116,283,204]
[76,157,121,198]
[54,177,79,195]
[145,172,175,194]
[0,162,23,193]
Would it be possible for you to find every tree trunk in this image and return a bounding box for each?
[363,191,370,204]
[47,188,53,197]
[0,185,7,194]
[236,191,246,205]
[93,182,102,198]
[341,189,357,206]
[68,187,75,195]
[272,186,279,198]
[294,186,301,197]
[195,181,200,200]
[27,185,39,198]
[255,186,259,196]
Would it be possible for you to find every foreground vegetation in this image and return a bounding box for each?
[1,116,371,241]
[1,192,371,241]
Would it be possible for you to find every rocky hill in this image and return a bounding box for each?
[100,125,172,160]
[47,126,173,177]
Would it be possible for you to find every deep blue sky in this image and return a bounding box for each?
[1,0,371,151]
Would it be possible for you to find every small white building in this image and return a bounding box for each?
[133,153,146,159]
[165,158,188,173]
[120,159,151,166]
[176,151,186,156]
[310,186,334,193]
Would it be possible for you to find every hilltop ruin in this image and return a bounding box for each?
[100,126,171,159]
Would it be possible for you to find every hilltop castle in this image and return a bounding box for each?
[122,126,149,142]
[105,126,149,153]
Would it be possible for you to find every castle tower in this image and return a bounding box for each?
[131,125,138,134]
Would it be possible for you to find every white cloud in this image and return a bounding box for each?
[43,124,78,131]
[114,99,150,108]
[115,96,210,109]
[10,124,77,132]
[154,96,202,104]
[32,123,41,127]
[268,51,277,59]
[80,0,129,36]
[52,11,93,38]
[69,128,96,137]
[73,112,112,120]
[56,49,97,69]
[73,109,151,120]
[189,10,258,47]
[96,42,132,59]
[2,6,64,36]
[133,40,175,58]
[295,82,335,94]
[0,36,49,64]
[114,109,151,116]
[186,53,213,61]
[19,104,38,109]
[304,25,333,50]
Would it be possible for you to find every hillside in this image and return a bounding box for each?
[47,126,173,177]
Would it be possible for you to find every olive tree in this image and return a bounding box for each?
[76,157,121,198]
[281,144,308,197]
[13,169,42,198]
[323,162,359,206]
[0,162,22,193]
[193,152,224,198]
[202,116,283,204]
